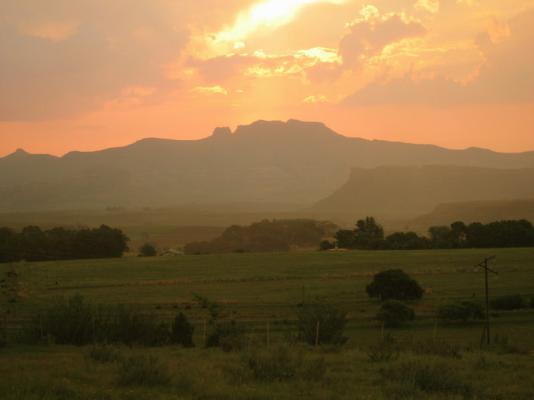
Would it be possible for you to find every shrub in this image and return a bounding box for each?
[319,240,335,251]
[171,312,194,347]
[32,295,170,346]
[381,357,473,398]
[206,321,246,352]
[138,243,157,257]
[377,300,415,328]
[437,300,484,323]
[367,334,400,363]
[36,294,94,345]
[117,355,170,387]
[531,297,534,309]
[366,269,424,301]
[297,302,347,345]
[490,295,526,311]
[87,344,122,363]
[244,346,327,382]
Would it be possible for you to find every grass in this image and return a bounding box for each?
[3,248,534,346]
[1,247,534,398]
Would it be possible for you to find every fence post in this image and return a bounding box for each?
[315,321,320,347]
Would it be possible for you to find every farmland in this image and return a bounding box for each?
[1,248,534,399]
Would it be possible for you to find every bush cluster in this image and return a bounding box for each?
[31,294,194,347]
[490,295,527,311]
[437,300,485,323]
[185,219,336,255]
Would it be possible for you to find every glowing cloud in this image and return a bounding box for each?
[214,0,347,46]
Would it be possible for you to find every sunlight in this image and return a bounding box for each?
[215,0,346,45]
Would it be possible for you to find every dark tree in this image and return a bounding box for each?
[366,269,424,301]
[385,232,429,250]
[139,243,157,257]
[335,229,356,249]
[354,217,385,249]
[0,228,20,263]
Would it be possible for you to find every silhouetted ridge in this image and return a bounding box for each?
[2,119,534,212]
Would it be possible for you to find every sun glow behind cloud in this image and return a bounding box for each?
[214,0,347,46]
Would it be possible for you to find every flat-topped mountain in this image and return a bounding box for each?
[2,119,534,212]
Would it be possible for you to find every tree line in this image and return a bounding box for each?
[184,219,337,255]
[0,225,129,263]
[327,217,534,250]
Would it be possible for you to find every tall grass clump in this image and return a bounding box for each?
[243,345,327,382]
[116,355,171,387]
[367,334,400,363]
[381,356,473,399]
[86,344,122,363]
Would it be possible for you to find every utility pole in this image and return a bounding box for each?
[476,256,498,346]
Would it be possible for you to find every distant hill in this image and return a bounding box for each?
[2,119,534,212]
[313,166,534,219]
[408,199,534,231]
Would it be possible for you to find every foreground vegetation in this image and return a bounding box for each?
[1,247,534,398]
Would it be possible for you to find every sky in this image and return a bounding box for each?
[1,0,533,156]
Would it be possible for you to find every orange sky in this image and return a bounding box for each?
[1,0,534,156]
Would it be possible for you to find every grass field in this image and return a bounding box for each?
[2,248,534,399]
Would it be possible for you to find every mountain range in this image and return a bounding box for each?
[2,119,534,215]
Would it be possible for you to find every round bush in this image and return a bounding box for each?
[366,269,424,301]
[377,300,415,328]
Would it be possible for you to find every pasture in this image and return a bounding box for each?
[1,248,534,399]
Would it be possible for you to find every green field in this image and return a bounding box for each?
[2,248,534,399]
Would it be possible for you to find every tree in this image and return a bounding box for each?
[139,243,157,257]
[366,269,424,301]
[428,226,453,249]
[297,302,347,345]
[0,228,20,263]
[354,217,385,249]
[377,300,415,328]
[385,232,429,250]
[335,229,356,249]
[171,312,194,347]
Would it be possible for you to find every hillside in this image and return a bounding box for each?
[409,198,534,231]
[2,119,534,212]
[313,166,534,219]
